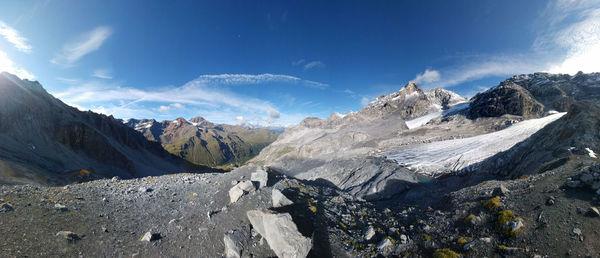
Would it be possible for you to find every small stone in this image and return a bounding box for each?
[54,204,68,211]
[479,237,492,243]
[493,184,509,196]
[587,207,600,217]
[546,197,555,206]
[56,231,79,240]
[0,202,14,212]
[138,187,152,193]
[364,226,376,241]
[399,234,408,244]
[101,226,108,232]
[140,232,161,242]
[592,182,600,190]
[111,176,120,182]
[376,238,393,250]
[573,228,582,236]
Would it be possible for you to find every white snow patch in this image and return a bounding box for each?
[404,102,468,130]
[172,120,179,124]
[586,147,597,158]
[548,110,559,114]
[405,111,443,129]
[385,112,567,177]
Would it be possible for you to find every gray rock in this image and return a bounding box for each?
[246,209,312,258]
[140,232,161,242]
[376,238,393,251]
[224,226,251,258]
[54,203,68,211]
[0,202,14,212]
[364,226,376,241]
[546,197,555,206]
[229,181,256,204]
[493,184,509,196]
[56,231,79,240]
[580,173,594,185]
[573,228,582,236]
[592,181,600,190]
[399,234,408,245]
[251,168,268,189]
[272,189,293,208]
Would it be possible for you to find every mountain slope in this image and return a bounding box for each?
[252,83,470,200]
[123,117,279,167]
[0,72,210,185]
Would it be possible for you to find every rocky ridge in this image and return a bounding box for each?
[123,116,279,167]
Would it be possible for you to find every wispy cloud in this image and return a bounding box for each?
[303,61,325,70]
[51,26,112,67]
[292,59,305,66]
[52,76,290,125]
[0,21,32,53]
[92,69,113,79]
[192,73,329,89]
[413,0,600,91]
[412,69,440,84]
[0,50,34,79]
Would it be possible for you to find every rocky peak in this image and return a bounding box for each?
[425,88,467,109]
[189,116,214,127]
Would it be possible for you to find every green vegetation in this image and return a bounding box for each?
[464,214,476,224]
[457,237,472,245]
[432,248,459,258]
[484,196,503,211]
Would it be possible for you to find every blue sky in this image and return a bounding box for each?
[0,0,599,126]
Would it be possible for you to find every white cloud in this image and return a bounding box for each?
[412,69,441,84]
[192,73,328,89]
[0,50,34,79]
[51,26,112,67]
[360,96,371,106]
[304,61,325,70]
[0,21,32,53]
[92,69,113,79]
[157,103,185,112]
[268,108,280,119]
[292,59,305,66]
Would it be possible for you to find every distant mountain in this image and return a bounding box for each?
[122,116,280,167]
[0,72,212,185]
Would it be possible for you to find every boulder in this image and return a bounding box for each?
[224,226,251,258]
[56,231,79,241]
[0,202,14,212]
[364,226,376,241]
[251,168,268,189]
[376,238,393,251]
[229,181,256,204]
[492,184,509,196]
[140,232,161,242]
[272,189,293,208]
[580,173,594,185]
[246,209,312,258]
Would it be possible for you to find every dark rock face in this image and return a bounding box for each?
[469,72,600,119]
[0,72,209,185]
[469,82,545,119]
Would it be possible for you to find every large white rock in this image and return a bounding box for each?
[247,209,312,258]
[251,168,269,188]
[272,189,294,208]
[229,180,256,203]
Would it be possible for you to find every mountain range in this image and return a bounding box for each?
[122,117,280,168]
